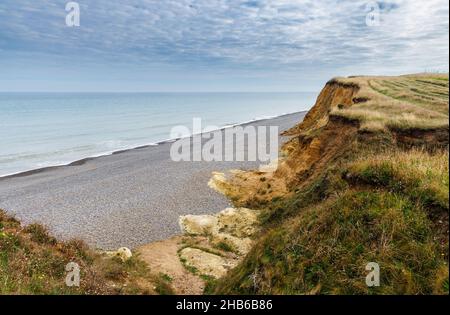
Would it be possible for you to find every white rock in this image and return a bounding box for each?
[109,247,132,262]
[179,214,218,236]
[179,247,235,278]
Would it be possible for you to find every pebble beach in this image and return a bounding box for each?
[0,112,306,249]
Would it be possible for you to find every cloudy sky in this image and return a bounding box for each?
[0,0,448,92]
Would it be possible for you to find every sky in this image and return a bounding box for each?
[0,0,448,92]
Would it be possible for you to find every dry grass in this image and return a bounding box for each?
[213,148,449,294]
[331,74,449,131]
[0,210,155,295]
[211,74,449,295]
[346,148,449,211]
[214,188,448,294]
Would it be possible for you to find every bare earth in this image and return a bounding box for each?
[137,236,205,294]
[0,112,306,250]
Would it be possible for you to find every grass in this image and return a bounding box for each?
[330,74,449,132]
[346,148,449,211]
[178,256,199,275]
[212,146,448,295]
[201,274,218,295]
[214,241,235,253]
[214,186,448,295]
[153,273,175,295]
[160,272,173,283]
[214,74,449,295]
[0,210,153,295]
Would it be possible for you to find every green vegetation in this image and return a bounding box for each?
[212,74,449,295]
[178,256,199,275]
[346,149,449,211]
[214,149,449,295]
[214,241,236,253]
[154,273,175,295]
[201,274,218,295]
[0,210,153,294]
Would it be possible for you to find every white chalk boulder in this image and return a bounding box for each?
[179,247,236,278]
[113,247,133,262]
[179,214,218,236]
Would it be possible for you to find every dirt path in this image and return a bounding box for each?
[137,236,205,295]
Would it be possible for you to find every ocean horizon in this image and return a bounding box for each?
[0,92,316,177]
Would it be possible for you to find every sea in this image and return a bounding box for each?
[0,92,316,176]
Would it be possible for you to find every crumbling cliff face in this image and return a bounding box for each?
[211,75,449,209]
[210,74,449,295]
[139,74,449,295]
[210,80,362,207]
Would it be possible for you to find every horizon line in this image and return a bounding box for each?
[0,90,318,94]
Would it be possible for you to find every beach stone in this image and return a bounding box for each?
[179,247,231,278]
[177,206,261,278]
[179,215,218,236]
[110,247,132,262]
[217,208,260,238]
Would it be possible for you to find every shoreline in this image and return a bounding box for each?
[0,111,306,179]
[0,111,307,250]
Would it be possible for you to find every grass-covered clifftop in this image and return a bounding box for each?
[212,74,449,295]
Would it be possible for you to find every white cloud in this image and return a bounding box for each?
[0,0,448,74]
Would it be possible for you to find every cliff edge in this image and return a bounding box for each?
[210,73,449,294]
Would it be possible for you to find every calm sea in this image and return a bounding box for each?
[0,92,316,176]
